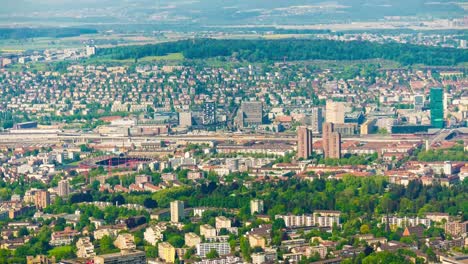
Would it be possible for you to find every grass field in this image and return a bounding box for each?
[262,34,312,39]
[85,52,184,64]
[5,62,48,72]
[0,49,25,53]
[0,33,169,51]
[138,53,184,62]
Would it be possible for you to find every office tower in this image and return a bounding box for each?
[297,126,313,159]
[430,88,444,128]
[178,112,192,128]
[322,122,341,159]
[170,200,184,223]
[202,101,216,125]
[34,190,50,209]
[325,101,345,124]
[238,101,263,127]
[303,107,323,133]
[57,179,70,197]
[250,199,264,215]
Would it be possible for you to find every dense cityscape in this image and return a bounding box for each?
[0,1,467,264]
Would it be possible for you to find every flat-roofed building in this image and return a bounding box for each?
[250,199,264,215]
[158,242,176,263]
[94,250,146,264]
[170,200,184,223]
[200,224,217,238]
[196,242,230,258]
[215,216,231,229]
[185,232,201,248]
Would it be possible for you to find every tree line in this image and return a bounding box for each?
[0,27,97,40]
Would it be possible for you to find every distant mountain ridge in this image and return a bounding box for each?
[0,0,465,26]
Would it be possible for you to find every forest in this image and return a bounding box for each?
[95,38,468,66]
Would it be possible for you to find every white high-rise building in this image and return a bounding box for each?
[179,112,192,128]
[196,243,230,257]
[170,200,184,223]
[250,199,264,215]
[57,180,70,197]
[86,45,96,56]
[325,101,345,124]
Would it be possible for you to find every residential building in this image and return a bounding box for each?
[50,227,80,246]
[158,242,176,263]
[26,256,55,264]
[297,126,313,159]
[381,216,431,229]
[94,224,127,239]
[275,212,341,228]
[34,190,50,210]
[196,242,230,257]
[313,210,341,228]
[57,179,69,197]
[402,226,425,238]
[185,232,201,248]
[303,107,323,133]
[425,212,449,223]
[170,200,184,223]
[323,122,341,159]
[325,101,345,124]
[200,224,217,238]
[445,221,468,237]
[249,234,267,249]
[179,112,192,128]
[94,250,146,264]
[76,237,96,258]
[203,101,216,125]
[215,216,231,229]
[144,224,167,246]
[114,233,136,250]
[135,175,152,185]
[250,199,264,215]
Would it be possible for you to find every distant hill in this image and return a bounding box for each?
[95,38,468,66]
[0,0,465,26]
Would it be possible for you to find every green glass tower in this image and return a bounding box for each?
[430,87,444,128]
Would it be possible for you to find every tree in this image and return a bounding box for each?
[48,245,75,261]
[17,227,29,237]
[143,198,158,208]
[99,235,118,254]
[206,249,219,259]
[239,236,251,261]
[360,224,370,234]
[145,245,158,258]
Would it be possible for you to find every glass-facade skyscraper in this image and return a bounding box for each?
[430,87,444,128]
